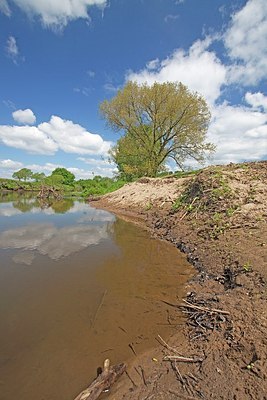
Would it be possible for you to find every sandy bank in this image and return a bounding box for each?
[90,161,267,400]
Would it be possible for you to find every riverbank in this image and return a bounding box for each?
[90,161,267,400]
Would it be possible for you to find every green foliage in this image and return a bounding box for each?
[110,126,167,180]
[12,168,33,181]
[172,194,188,211]
[51,168,75,185]
[44,174,65,188]
[78,176,126,196]
[243,262,252,273]
[100,81,214,177]
[32,172,46,182]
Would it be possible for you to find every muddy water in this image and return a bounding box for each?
[0,193,194,400]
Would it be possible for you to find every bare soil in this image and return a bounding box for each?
[90,161,267,400]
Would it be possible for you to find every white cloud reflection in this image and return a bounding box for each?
[0,207,115,262]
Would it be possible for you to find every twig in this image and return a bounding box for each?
[164,355,203,363]
[129,343,137,356]
[182,299,230,315]
[91,290,107,327]
[139,365,147,386]
[173,360,185,385]
[125,371,137,388]
[157,334,182,355]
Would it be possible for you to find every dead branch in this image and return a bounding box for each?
[182,299,230,315]
[74,359,126,400]
[164,355,203,363]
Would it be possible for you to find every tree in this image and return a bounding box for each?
[51,168,75,185]
[110,126,166,180]
[100,81,215,177]
[45,174,65,188]
[32,172,46,182]
[12,168,33,181]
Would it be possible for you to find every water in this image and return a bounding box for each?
[0,192,194,400]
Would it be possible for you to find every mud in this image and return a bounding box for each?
[90,161,267,400]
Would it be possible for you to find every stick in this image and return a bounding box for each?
[129,343,137,356]
[157,334,182,355]
[91,290,107,327]
[139,365,147,386]
[164,355,203,363]
[74,360,126,400]
[182,300,230,315]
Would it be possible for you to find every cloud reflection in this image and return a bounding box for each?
[0,219,114,262]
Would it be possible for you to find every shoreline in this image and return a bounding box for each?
[89,161,267,399]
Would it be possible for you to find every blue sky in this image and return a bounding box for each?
[0,0,266,179]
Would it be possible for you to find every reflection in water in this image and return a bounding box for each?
[0,194,194,400]
[0,223,112,261]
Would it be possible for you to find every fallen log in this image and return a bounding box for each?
[74,359,126,400]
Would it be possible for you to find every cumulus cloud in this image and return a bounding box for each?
[208,103,267,164]
[245,92,267,111]
[39,115,112,155]
[0,125,58,154]
[12,108,36,125]
[4,0,106,30]
[0,159,23,169]
[225,0,267,85]
[0,115,112,156]
[127,37,227,105]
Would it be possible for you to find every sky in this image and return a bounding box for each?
[0,0,266,180]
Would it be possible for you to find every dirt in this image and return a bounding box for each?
[90,161,267,400]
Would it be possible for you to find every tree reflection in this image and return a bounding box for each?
[50,198,74,214]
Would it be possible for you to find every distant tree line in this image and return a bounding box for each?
[9,167,125,196]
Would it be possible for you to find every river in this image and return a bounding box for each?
[0,192,194,400]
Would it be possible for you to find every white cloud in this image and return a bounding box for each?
[39,115,112,155]
[0,0,11,16]
[0,125,58,154]
[5,0,106,30]
[0,115,112,156]
[245,92,267,111]
[0,159,23,169]
[208,103,267,164]
[224,0,267,85]
[12,108,36,125]
[78,156,111,166]
[6,36,19,63]
[127,37,227,105]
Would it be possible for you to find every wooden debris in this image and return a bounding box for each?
[182,299,230,315]
[163,355,203,363]
[74,359,126,400]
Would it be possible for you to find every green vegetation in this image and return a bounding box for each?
[76,176,126,197]
[12,168,33,181]
[1,168,126,198]
[100,81,215,178]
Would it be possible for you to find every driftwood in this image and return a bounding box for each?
[74,359,126,400]
[37,185,62,199]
